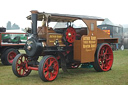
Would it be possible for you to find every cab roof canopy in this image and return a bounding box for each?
[27,11,104,22]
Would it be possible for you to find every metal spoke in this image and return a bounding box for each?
[45,71,49,80]
[100,62,104,69]
[50,72,53,78]
[44,67,48,72]
[18,67,23,75]
[45,61,49,67]
[103,64,106,69]
[49,59,54,67]
[22,68,25,76]
[53,63,58,71]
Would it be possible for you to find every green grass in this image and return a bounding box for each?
[0,50,128,85]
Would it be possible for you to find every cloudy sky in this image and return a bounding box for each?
[0,0,128,28]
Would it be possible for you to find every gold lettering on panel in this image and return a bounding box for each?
[83,45,90,48]
[49,35,62,39]
[91,44,96,48]
[91,36,96,40]
[89,41,96,44]
[49,41,54,42]
[83,41,88,44]
[57,35,62,38]
[82,36,96,50]
[83,37,90,40]
[86,49,92,51]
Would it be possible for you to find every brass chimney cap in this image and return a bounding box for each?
[30,10,38,14]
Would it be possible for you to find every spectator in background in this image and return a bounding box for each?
[116,43,118,50]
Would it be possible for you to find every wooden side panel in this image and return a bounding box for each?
[80,35,96,63]
[37,26,56,39]
[74,35,96,63]
[37,26,47,39]
[97,38,118,43]
[97,28,118,44]
[74,40,81,61]
[80,19,97,63]
[97,28,110,39]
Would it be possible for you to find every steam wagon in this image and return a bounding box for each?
[0,27,27,65]
[12,10,118,82]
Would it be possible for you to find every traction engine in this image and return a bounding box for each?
[12,10,118,82]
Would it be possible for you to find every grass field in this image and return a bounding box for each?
[0,50,128,85]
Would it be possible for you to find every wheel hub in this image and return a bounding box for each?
[8,51,17,64]
[68,32,71,37]
[48,66,54,72]
[9,55,13,59]
[27,45,32,50]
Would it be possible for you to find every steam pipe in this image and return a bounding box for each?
[31,10,38,37]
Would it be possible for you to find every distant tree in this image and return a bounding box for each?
[6,21,11,30]
[11,23,20,30]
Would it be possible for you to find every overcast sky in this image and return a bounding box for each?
[0,0,128,28]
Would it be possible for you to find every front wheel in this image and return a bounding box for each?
[38,55,59,82]
[12,54,31,77]
[93,43,114,72]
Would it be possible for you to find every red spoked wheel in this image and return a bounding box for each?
[65,27,76,43]
[38,55,59,82]
[12,54,31,77]
[93,43,113,72]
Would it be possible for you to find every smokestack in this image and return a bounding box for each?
[31,10,38,37]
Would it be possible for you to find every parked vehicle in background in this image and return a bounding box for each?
[0,27,27,65]
[122,24,128,49]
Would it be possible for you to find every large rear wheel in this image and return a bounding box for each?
[93,43,113,72]
[38,55,59,82]
[12,54,31,77]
